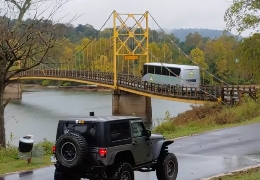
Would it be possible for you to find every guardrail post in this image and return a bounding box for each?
[238,89,242,105]
[220,87,225,105]
[230,86,234,106]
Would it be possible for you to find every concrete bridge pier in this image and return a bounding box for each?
[4,83,22,100]
[112,89,152,123]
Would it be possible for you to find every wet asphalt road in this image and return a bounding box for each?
[2,123,260,180]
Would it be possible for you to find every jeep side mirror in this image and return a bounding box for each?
[146,130,151,138]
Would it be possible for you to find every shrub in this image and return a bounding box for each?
[153,111,176,133]
[42,80,51,86]
[154,94,260,137]
[34,138,54,155]
[62,82,71,86]
[0,138,54,162]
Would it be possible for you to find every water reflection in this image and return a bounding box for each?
[222,153,260,172]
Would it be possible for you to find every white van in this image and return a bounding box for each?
[141,62,200,87]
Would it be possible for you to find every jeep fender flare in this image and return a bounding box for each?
[154,140,174,159]
[108,152,117,165]
[107,150,135,166]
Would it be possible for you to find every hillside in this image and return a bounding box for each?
[168,28,242,42]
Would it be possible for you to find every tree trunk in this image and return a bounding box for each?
[0,77,6,148]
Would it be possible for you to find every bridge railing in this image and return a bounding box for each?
[10,69,258,104]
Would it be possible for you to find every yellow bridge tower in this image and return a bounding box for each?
[112,11,152,123]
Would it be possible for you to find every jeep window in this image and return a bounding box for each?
[110,122,130,142]
[64,123,97,145]
[131,122,146,138]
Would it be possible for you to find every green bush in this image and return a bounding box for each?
[0,138,54,162]
[154,95,260,138]
[41,80,51,86]
[62,82,71,86]
[153,111,176,134]
[34,138,54,155]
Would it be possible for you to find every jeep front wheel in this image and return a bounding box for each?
[113,163,134,180]
[156,153,178,180]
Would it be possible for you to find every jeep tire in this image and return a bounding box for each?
[113,162,135,180]
[156,152,178,180]
[55,132,88,168]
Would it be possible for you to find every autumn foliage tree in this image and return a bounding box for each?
[190,47,209,84]
[0,0,71,148]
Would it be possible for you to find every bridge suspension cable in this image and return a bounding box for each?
[147,51,228,105]
[73,12,114,58]
[34,12,114,70]
[133,14,229,105]
[148,12,230,86]
[19,11,243,105]
[61,14,146,71]
[43,12,146,73]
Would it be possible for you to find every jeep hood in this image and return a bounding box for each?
[150,133,164,140]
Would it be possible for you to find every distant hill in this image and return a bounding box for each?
[165,28,242,42]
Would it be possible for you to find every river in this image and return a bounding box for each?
[4,88,193,146]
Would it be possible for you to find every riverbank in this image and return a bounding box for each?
[21,84,112,92]
[153,95,260,139]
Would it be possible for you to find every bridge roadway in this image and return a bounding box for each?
[9,69,227,104]
[1,123,260,180]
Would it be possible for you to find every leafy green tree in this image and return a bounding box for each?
[236,33,260,82]
[224,0,260,34]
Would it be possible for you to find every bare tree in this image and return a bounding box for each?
[0,0,72,148]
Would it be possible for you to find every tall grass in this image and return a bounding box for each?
[0,136,54,163]
[153,94,260,137]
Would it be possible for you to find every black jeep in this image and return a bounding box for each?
[51,116,178,180]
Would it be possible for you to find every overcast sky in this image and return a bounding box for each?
[46,0,232,31]
[52,0,230,29]
[1,0,243,34]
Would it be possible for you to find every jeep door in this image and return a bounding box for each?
[130,121,151,164]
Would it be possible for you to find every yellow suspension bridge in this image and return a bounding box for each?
[8,11,258,117]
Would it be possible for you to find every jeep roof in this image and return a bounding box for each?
[60,116,141,122]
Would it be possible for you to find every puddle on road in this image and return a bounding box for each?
[223,152,260,171]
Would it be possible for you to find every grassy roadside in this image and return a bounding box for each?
[0,156,52,175]
[0,139,54,175]
[211,166,260,180]
[153,95,260,139]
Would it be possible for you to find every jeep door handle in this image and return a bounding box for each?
[132,141,137,145]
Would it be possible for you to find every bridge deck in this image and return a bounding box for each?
[9,69,258,105]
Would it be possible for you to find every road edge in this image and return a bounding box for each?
[0,165,53,177]
[171,127,229,141]
[171,121,260,141]
[200,163,260,180]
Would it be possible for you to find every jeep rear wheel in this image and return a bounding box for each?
[156,152,178,180]
[113,163,134,180]
[55,132,88,168]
